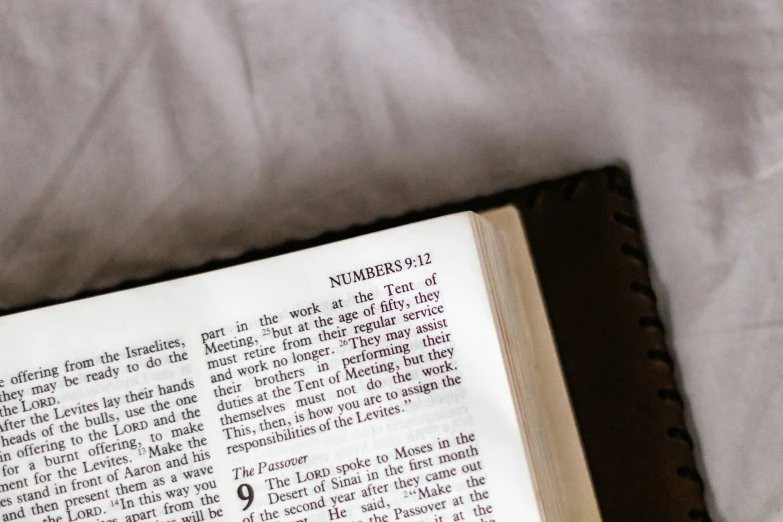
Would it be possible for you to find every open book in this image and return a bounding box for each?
[0,207,600,522]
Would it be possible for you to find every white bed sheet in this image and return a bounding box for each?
[1,2,781,520]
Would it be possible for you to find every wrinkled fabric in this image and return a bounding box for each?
[1,2,782,520]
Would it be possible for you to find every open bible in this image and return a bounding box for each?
[0,206,600,522]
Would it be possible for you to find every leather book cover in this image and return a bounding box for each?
[513,168,709,522]
[1,167,708,521]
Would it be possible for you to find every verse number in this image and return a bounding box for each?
[238,484,254,511]
[404,253,431,269]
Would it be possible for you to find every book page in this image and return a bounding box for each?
[0,213,540,522]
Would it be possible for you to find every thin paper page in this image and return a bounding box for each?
[0,213,539,522]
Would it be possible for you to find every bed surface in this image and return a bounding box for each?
[2,2,782,520]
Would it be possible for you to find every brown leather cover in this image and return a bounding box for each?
[514,168,709,522]
[2,167,708,521]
